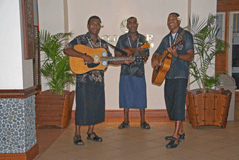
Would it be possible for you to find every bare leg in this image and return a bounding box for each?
[75,125,81,136]
[87,125,94,135]
[124,108,129,124]
[140,109,145,124]
[172,121,183,144]
[140,109,150,129]
[118,108,130,129]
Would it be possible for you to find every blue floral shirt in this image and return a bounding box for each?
[115,32,149,78]
[154,27,194,79]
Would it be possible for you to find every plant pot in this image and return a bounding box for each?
[36,90,75,128]
[186,88,231,129]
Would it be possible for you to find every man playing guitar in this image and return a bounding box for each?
[64,16,133,146]
[151,12,194,148]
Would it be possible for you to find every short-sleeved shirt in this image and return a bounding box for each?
[115,32,149,78]
[154,27,194,79]
[64,32,112,83]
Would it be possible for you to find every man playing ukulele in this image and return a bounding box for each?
[115,17,150,129]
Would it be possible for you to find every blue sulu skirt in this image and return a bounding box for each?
[119,75,147,109]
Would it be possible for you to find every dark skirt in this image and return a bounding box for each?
[75,81,105,125]
[119,75,147,109]
[164,78,188,121]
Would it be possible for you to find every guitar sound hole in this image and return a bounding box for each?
[87,63,100,68]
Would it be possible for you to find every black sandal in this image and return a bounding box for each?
[118,122,129,129]
[87,132,102,142]
[141,122,150,129]
[166,137,180,148]
[165,133,185,140]
[73,135,84,145]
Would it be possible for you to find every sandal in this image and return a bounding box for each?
[73,135,84,145]
[87,132,102,142]
[141,122,150,129]
[165,133,185,141]
[166,137,180,148]
[118,122,129,129]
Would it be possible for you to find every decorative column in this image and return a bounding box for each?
[0,87,38,159]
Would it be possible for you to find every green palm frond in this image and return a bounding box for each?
[36,30,75,95]
[186,14,227,93]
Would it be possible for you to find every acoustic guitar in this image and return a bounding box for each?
[69,44,145,74]
[152,30,184,86]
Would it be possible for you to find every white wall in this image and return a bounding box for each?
[38,0,65,91]
[0,0,35,90]
[67,0,189,110]
[38,0,218,110]
[0,0,23,89]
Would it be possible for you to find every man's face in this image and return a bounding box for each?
[87,18,101,35]
[126,18,138,33]
[167,14,181,32]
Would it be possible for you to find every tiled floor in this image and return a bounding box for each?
[34,118,239,160]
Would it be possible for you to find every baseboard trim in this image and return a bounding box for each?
[0,143,39,160]
[71,109,169,118]
[0,86,37,98]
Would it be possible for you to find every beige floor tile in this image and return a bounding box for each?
[88,143,118,152]
[136,147,171,158]
[186,141,231,153]
[104,148,131,157]
[153,154,189,160]
[65,148,96,158]
[111,152,153,160]
[230,155,239,160]
[41,152,79,160]
[208,147,239,159]
[168,148,203,159]
[34,120,239,160]
[39,148,64,157]
[78,152,115,160]
[193,153,228,160]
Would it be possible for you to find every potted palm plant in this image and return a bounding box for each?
[186,14,231,128]
[35,30,75,128]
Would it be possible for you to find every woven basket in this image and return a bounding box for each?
[36,90,75,128]
[186,88,231,129]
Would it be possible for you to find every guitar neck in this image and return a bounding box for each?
[106,43,128,56]
[100,57,134,62]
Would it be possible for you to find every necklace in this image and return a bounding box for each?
[86,37,101,48]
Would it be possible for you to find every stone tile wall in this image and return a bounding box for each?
[0,95,37,153]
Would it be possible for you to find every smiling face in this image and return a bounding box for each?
[167,14,181,33]
[87,18,101,36]
[126,17,138,33]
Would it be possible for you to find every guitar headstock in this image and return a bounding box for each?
[141,43,150,49]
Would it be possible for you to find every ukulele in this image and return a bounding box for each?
[124,43,150,56]
[152,30,184,86]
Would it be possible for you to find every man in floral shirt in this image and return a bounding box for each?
[64,16,133,145]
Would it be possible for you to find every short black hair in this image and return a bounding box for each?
[87,16,101,25]
[169,12,180,17]
[127,16,137,23]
